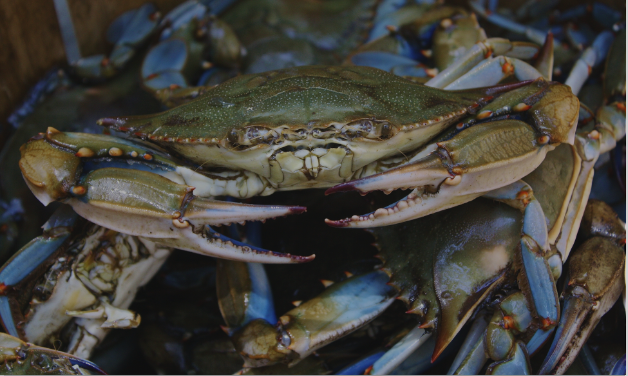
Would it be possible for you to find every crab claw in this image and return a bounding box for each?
[538,237,625,375]
[326,80,579,228]
[19,134,311,264]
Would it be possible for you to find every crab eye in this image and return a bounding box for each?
[228,127,275,147]
[379,123,392,139]
[278,329,291,348]
[343,120,394,140]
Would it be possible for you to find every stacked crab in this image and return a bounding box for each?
[0,0,624,374]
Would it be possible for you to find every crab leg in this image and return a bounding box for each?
[0,206,78,339]
[425,38,539,89]
[19,129,311,263]
[231,270,397,368]
[448,315,490,374]
[443,56,542,90]
[367,326,432,375]
[539,238,625,374]
[469,1,548,45]
[326,81,578,228]
[451,291,555,374]
[217,259,277,335]
[326,79,578,228]
[564,31,614,95]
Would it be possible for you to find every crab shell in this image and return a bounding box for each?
[98,65,574,194]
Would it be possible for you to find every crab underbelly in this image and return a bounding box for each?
[169,143,356,189]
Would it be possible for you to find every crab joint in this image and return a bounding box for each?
[71,186,87,195]
[172,218,190,228]
[502,315,515,330]
[516,190,531,206]
[443,175,462,186]
[539,317,556,330]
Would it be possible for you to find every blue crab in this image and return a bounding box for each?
[18,65,579,263]
[2,0,626,374]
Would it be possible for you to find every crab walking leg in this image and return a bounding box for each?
[485,181,560,328]
[19,131,311,263]
[231,270,397,368]
[538,238,625,374]
[534,32,555,81]
[451,291,551,375]
[564,31,615,96]
[448,315,490,375]
[425,38,539,89]
[444,56,542,91]
[468,1,547,45]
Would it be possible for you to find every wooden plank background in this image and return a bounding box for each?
[0,1,182,127]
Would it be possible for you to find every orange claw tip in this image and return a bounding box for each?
[364,365,374,375]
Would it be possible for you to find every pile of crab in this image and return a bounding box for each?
[0,0,625,374]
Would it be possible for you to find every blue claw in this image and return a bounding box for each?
[72,3,160,79]
[0,206,78,337]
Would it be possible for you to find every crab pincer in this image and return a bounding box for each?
[19,129,311,264]
[325,79,579,228]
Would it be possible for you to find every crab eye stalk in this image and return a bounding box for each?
[227,126,276,148]
[342,119,394,140]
